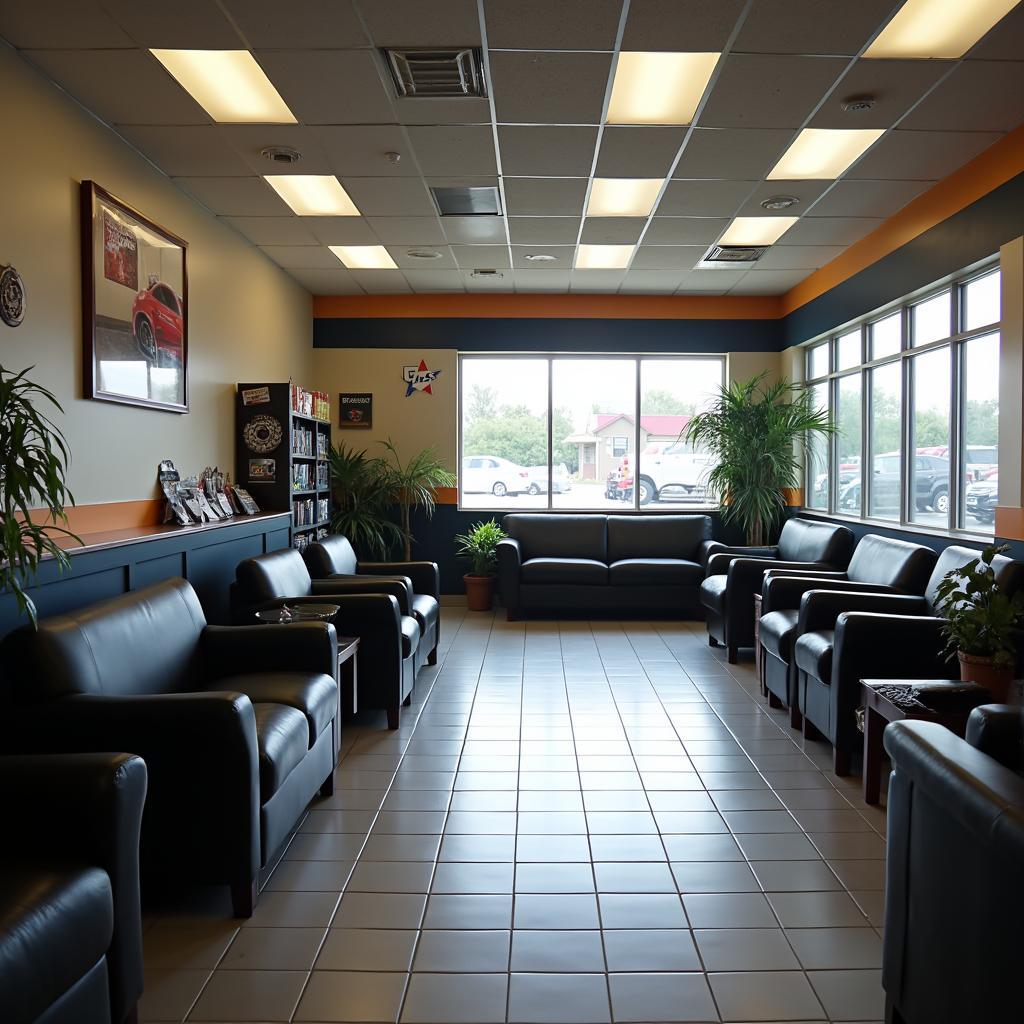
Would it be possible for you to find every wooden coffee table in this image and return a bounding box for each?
[338,636,359,714]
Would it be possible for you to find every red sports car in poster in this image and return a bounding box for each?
[132,277,184,367]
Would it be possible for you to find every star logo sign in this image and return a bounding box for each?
[403,359,442,397]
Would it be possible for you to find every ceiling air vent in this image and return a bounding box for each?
[384,48,487,98]
[697,244,768,269]
[431,185,502,216]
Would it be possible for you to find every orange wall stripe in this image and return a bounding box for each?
[995,506,1024,542]
[435,486,458,506]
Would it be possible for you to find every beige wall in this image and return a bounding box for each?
[0,45,312,506]
[728,349,783,386]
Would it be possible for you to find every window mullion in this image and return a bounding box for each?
[633,357,642,512]
[546,358,553,512]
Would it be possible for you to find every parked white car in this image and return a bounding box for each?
[461,455,530,497]
[629,442,715,505]
[525,463,572,495]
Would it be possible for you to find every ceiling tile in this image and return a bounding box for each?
[406,125,497,176]
[219,125,335,174]
[570,270,625,292]
[675,269,746,293]
[968,2,1024,59]
[512,269,571,292]
[385,245,457,269]
[503,178,589,217]
[365,216,448,244]
[118,126,253,176]
[223,217,320,246]
[622,0,746,50]
[23,50,209,125]
[595,126,687,177]
[490,51,613,124]
[620,270,685,293]
[631,245,705,270]
[580,217,647,243]
[733,0,897,56]
[699,54,848,128]
[424,175,500,191]
[442,216,509,243]
[305,217,381,244]
[356,0,482,47]
[809,59,951,129]
[221,0,370,48]
[644,218,729,244]
[510,245,577,268]
[451,245,512,269]
[754,244,846,269]
[847,129,1003,181]
[729,268,810,293]
[99,0,243,47]
[389,97,493,126]
[339,177,436,216]
[673,127,792,179]
[402,269,467,292]
[256,50,395,124]
[349,270,413,293]
[508,217,581,243]
[657,179,754,217]
[781,216,884,245]
[898,61,1024,133]
[808,179,930,218]
[484,0,621,50]
[286,267,363,294]
[497,125,599,176]
[173,176,291,216]
[737,179,831,216]
[0,1,135,47]
[259,245,341,269]
[313,125,416,177]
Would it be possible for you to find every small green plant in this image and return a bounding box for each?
[455,519,506,577]
[935,544,1024,667]
[1,365,80,626]
[328,442,404,559]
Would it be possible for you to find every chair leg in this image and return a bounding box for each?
[885,997,906,1024]
[833,744,852,777]
[387,705,400,730]
[708,635,720,648]
[403,693,412,707]
[319,772,335,798]
[231,877,257,918]
[789,704,803,730]
[767,691,783,709]
[506,610,518,622]
[727,644,738,664]
[803,717,825,742]
[427,646,438,665]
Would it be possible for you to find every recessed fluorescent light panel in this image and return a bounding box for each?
[575,244,635,269]
[864,0,1021,59]
[151,49,296,123]
[607,51,720,125]
[329,245,398,270]
[719,217,799,247]
[586,178,663,218]
[264,176,360,216]
[767,128,885,180]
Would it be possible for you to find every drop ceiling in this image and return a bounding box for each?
[3,0,1023,296]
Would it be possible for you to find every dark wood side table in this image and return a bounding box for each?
[337,637,359,715]
[753,593,764,695]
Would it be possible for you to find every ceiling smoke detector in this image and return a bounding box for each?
[406,248,442,259]
[524,253,557,262]
[841,95,877,114]
[260,146,302,165]
[384,48,487,98]
[761,195,800,211]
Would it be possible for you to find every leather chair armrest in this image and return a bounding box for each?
[0,753,147,1024]
[201,622,338,680]
[698,539,726,568]
[360,560,440,600]
[798,590,928,634]
[497,538,522,611]
[833,611,948,677]
[704,546,781,575]
[311,576,413,616]
[966,704,1024,771]
[762,575,885,612]
[252,592,403,637]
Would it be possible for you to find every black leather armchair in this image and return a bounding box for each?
[793,546,1023,774]
[0,752,146,1024]
[699,517,854,662]
[304,534,440,668]
[2,578,339,918]
[233,548,420,729]
[883,710,1024,1024]
[757,534,937,730]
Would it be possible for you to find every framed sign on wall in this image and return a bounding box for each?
[81,180,189,413]
[339,392,373,428]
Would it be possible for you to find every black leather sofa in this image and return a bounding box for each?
[303,534,440,669]
[699,517,854,663]
[497,513,711,619]
[2,578,338,917]
[883,710,1024,1024]
[0,752,146,1024]
[758,535,937,730]
[233,548,421,729]
[794,545,1023,774]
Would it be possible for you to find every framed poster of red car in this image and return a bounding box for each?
[81,180,188,412]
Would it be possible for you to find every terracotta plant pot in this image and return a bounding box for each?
[464,573,496,612]
[958,651,1015,703]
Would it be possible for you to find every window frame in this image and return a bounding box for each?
[457,351,727,513]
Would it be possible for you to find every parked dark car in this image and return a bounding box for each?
[965,474,998,524]
[839,453,949,515]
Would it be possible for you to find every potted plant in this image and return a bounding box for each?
[1,365,79,626]
[455,519,506,611]
[684,373,833,546]
[935,544,1024,701]
[379,439,456,562]
[328,441,404,559]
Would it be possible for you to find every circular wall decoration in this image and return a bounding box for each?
[243,414,283,453]
[0,265,26,327]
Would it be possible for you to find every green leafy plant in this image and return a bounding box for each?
[935,544,1024,667]
[328,441,404,559]
[684,373,833,546]
[1,365,80,626]
[455,519,506,577]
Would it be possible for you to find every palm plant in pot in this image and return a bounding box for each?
[328,441,404,559]
[379,439,456,562]
[455,519,506,612]
[684,373,833,546]
[935,544,1024,702]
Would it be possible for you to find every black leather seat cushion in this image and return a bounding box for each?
[215,672,337,747]
[609,559,703,586]
[795,629,835,683]
[759,609,800,661]
[253,703,309,800]
[698,574,727,611]
[607,514,710,562]
[401,615,421,659]
[521,558,609,585]
[0,865,113,1022]
[505,514,608,562]
[411,594,439,634]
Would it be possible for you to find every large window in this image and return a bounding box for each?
[805,262,1000,536]
[459,354,725,511]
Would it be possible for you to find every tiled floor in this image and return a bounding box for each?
[139,611,888,1023]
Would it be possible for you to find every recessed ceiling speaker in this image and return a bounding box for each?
[259,146,302,164]
[761,195,800,211]
[407,249,442,259]
[841,95,876,113]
